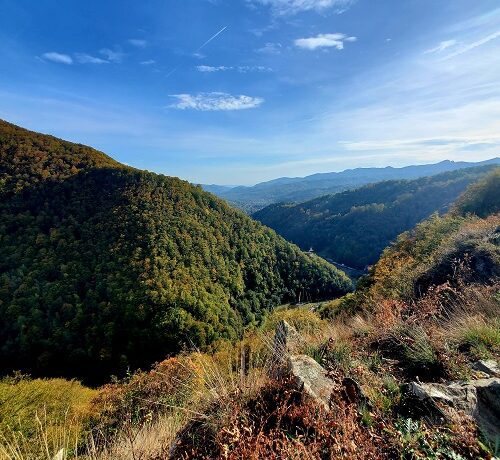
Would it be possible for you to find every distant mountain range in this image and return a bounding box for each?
[254,165,499,269]
[202,158,500,213]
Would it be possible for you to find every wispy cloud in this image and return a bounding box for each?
[100,48,124,63]
[75,53,108,64]
[424,40,457,54]
[128,39,147,48]
[444,30,500,59]
[340,135,500,152]
[141,60,155,65]
[251,0,356,15]
[294,33,356,50]
[197,65,230,72]
[41,52,73,64]
[168,92,264,111]
[196,65,272,72]
[256,42,282,54]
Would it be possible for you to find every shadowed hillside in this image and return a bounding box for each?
[254,166,499,269]
[0,120,352,383]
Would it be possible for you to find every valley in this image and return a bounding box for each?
[0,121,498,459]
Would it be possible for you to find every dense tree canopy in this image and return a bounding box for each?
[454,167,500,218]
[254,166,498,269]
[0,120,352,383]
[0,120,121,197]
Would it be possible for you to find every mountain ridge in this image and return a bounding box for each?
[204,158,500,212]
[254,165,499,269]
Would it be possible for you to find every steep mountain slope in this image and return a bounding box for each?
[210,158,500,212]
[346,166,500,307]
[0,120,352,382]
[254,166,498,269]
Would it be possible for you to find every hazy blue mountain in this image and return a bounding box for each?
[200,184,237,195]
[210,158,500,213]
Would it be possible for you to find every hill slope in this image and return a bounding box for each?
[0,120,122,196]
[209,158,500,212]
[345,167,500,307]
[0,120,352,382]
[254,166,498,269]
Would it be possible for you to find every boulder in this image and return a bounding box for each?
[407,378,500,441]
[287,354,336,411]
[472,360,500,378]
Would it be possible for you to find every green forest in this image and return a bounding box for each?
[254,166,498,269]
[0,120,352,383]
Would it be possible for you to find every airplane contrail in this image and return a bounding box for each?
[196,25,228,52]
[166,65,181,78]
[166,25,228,79]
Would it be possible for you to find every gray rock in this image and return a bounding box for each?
[472,360,500,377]
[270,320,302,375]
[408,378,500,441]
[287,354,335,411]
[273,320,301,356]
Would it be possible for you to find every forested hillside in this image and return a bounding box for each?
[0,120,122,196]
[2,169,497,459]
[254,166,498,269]
[0,120,352,383]
[336,166,500,311]
[209,158,499,212]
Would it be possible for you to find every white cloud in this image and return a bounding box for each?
[75,53,108,64]
[294,33,356,50]
[444,31,500,59]
[251,0,356,15]
[128,39,147,48]
[197,65,230,72]
[100,48,124,63]
[196,65,272,72]
[424,39,457,54]
[140,60,155,65]
[168,92,264,111]
[238,65,272,72]
[41,52,73,64]
[339,134,500,152]
[256,42,282,54]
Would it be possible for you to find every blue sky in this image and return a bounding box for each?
[1,0,499,185]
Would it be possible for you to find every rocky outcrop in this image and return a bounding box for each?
[273,320,302,357]
[286,354,336,411]
[271,321,370,412]
[472,360,500,378]
[269,320,302,376]
[407,378,500,441]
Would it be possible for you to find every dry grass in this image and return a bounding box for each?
[0,377,96,460]
[88,412,187,460]
[2,276,497,459]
